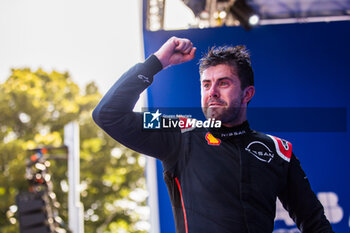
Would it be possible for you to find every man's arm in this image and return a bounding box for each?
[278,154,334,233]
[92,37,196,161]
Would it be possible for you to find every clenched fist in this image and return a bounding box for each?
[154,37,196,69]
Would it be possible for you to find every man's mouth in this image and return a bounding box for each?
[208,102,225,107]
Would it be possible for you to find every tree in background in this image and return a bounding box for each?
[0,68,148,233]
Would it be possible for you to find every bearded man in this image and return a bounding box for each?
[93,37,333,233]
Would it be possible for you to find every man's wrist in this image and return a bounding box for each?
[143,54,164,76]
[154,52,169,69]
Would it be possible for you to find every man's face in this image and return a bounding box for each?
[201,64,244,125]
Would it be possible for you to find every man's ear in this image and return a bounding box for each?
[242,86,255,104]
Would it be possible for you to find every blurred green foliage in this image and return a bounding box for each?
[0,68,148,233]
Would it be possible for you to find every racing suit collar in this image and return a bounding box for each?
[209,120,251,139]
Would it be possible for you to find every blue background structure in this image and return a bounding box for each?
[142,13,350,232]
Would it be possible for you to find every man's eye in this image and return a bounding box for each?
[220,81,229,87]
[203,83,210,88]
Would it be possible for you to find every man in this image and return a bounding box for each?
[93,37,333,233]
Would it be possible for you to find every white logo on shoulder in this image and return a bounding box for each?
[245,141,274,163]
[137,74,150,83]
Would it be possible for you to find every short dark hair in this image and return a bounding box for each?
[199,45,254,90]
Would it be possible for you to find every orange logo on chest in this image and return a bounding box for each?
[205,132,221,145]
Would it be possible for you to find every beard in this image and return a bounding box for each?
[202,97,243,125]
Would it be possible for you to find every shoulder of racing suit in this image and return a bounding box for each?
[266,134,293,163]
[244,130,293,164]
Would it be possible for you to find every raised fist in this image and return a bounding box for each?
[154,37,196,69]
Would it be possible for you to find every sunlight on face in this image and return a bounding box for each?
[201,64,244,125]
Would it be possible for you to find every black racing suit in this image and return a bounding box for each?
[92,55,334,233]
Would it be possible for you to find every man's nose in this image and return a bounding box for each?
[209,84,219,98]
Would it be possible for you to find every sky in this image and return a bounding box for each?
[0,0,143,94]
